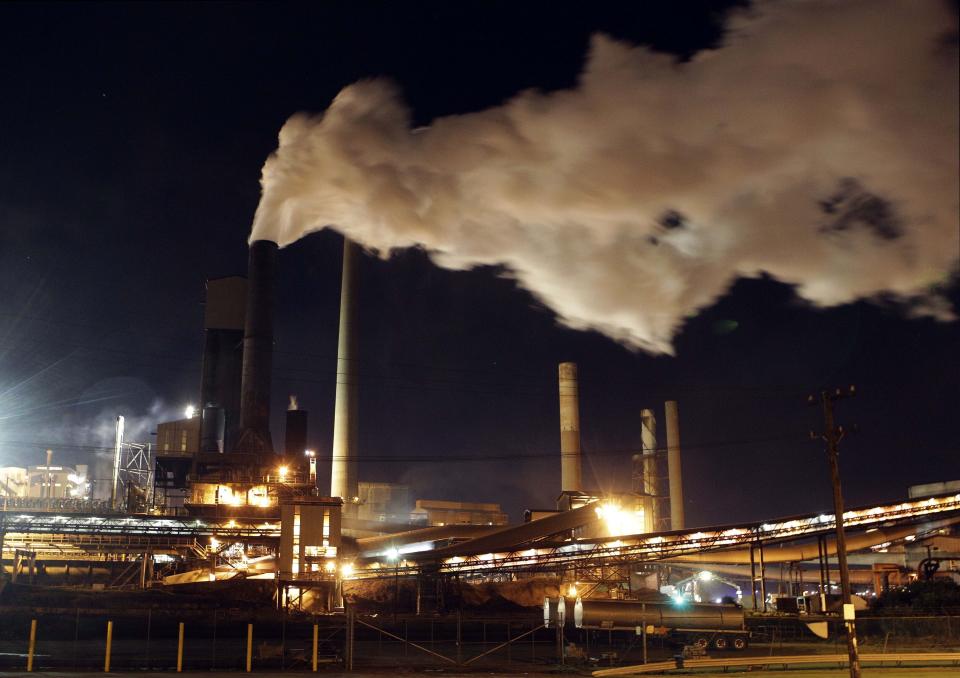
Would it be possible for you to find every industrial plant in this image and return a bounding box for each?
[2,234,959,674]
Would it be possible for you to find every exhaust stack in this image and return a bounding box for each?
[284,395,308,463]
[665,400,684,530]
[558,362,583,493]
[641,408,659,531]
[237,240,278,461]
[331,239,359,513]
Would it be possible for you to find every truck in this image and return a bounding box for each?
[545,597,750,651]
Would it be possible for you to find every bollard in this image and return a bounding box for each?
[104,621,113,673]
[177,622,184,672]
[246,623,253,672]
[312,623,319,672]
[345,607,355,672]
[27,619,37,672]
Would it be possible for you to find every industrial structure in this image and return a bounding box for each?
[3,235,959,647]
[0,452,89,503]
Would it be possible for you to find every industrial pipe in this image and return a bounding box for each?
[666,561,877,585]
[665,401,684,530]
[559,362,583,493]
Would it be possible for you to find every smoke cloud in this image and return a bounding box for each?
[251,0,959,353]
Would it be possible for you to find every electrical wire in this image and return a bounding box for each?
[0,431,809,462]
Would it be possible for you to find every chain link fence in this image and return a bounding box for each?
[0,608,558,672]
[2,608,959,672]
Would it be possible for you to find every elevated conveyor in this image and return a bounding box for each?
[350,491,960,578]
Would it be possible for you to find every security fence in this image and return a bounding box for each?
[0,608,559,672]
[2,607,960,672]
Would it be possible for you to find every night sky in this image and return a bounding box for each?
[1,1,957,525]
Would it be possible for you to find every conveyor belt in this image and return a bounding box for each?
[0,512,280,552]
[352,491,960,577]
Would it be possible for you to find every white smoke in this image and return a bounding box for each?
[251,0,959,353]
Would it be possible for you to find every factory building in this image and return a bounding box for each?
[156,416,201,455]
[279,498,343,576]
[356,481,411,524]
[0,463,89,500]
[0,466,27,498]
[6,233,956,627]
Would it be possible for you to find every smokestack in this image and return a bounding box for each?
[558,362,582,493]
[111,417,124,509]
[665,400,684,530]
[44,449,53,499]
[641,408,659,532]
[284,395,308,462]
[237,240,278,460]
[200,406,225,454]
[330,239,359,512]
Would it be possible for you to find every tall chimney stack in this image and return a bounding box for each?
[44,448,53,499]
[284,395,308,464]
[641,408,660,531]
[665,400,684,530]
[331,239,359,513]
[558,362,583,493]
[237,240,278,461]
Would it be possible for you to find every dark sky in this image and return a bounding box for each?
[0,1,957,525]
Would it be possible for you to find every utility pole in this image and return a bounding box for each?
[809,386,861,678]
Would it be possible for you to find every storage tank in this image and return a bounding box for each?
[574,598,748,650]
[574,598,744,630]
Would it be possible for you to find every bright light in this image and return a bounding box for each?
[225,519,237,529]
[594,502,644,537]
[672,595,686,606]
[567,583,578,597]
[385,547,399,561]
[698,570,714,582]
[340,562,355,578]
[218,485,243,506]
[244,486,271,508]
[278,465,289,479]
[324,560,337,573]
[184,404,196,419]
[304,449,315,457]
[209,536,220,549]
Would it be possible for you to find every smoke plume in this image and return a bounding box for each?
[251,0,959,353]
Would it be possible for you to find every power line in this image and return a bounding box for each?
[0,432,808,462]
[0,338,830,404]
[1,321,822,396]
